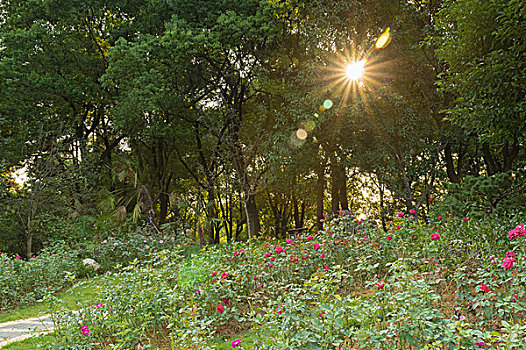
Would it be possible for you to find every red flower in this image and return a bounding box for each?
[222,298,229,305]
[376,281,385,290]
[221,272,229,279]
[216,304,224,313]
[508,224,525,240]
[306,235,313,241]
[503,257,515,271]
[386,235,393,241]
[409,209,416,215]
[479,284,491,292]
[430,233,440,241]
[313,243,321,250]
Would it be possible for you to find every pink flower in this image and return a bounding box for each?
[222,298,229,306]
[293,257,299,263]
[269,263,274,268]
[276,305,285,313]
[153,250,157,253]
[264,253,271,257]
[508,224,525,240]
[270,257,275,261]
[475,342,484,347]
[318,312,325,317]
[397,212,404,217]
[503,257,515,271]
[221,272,229,279]
[505,251,515,259]
[462,217,468,222]
[216,304,224,313]
[396,225,401,229]
[479,284,491,292]
[159,240,164,244]
[409,209,416,215]
[429,194,434,201]
[232,339,242,348]
[275,246,284,253]
[171,237,175,241]
[212,271,217,277]
[323,264,328,271]
[306,235,313,241]
[438,216,442,220]
[430,233,440,241]
[376,281,385,290]
[114,242,118,246]
[80,325,89,336]
[313,243,320,250]
[253,275,258,280]
[286,238,293,244]
[320,252,325,259]
[145,245,150,249]
[513,294,519,301]
[386,235,392,241]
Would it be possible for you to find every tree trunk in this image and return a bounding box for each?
[26,233,32,259]
[338,166,348,210]
[207,188,216,244]
[159,192,168,225]
[316,165,325,231]
[444,143,460,183]
[331,162,340,215]
[244,191,260,239]
[197,222,206,247]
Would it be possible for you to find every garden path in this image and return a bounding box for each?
[0,315,54,348]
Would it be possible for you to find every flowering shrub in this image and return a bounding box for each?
[0,243,77,310]
[37,211,526,349]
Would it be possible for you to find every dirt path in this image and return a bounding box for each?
[0,315,54,348]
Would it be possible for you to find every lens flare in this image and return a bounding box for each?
[323,99,334,109]
[304,120,316,132]
[375,27,391,49]
[345,59,366,80]
[296,128,308,140]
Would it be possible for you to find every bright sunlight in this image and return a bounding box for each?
[345,59,366,81]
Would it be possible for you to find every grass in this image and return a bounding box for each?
[208,329,263,349]
[1,333,55,349]
[0,274,117,324]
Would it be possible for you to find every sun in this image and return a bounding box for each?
[345,59,366,81]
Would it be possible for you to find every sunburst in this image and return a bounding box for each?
[318,27,393,109]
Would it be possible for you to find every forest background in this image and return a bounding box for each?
[0,0,524,258]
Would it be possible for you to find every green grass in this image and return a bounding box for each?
[208,328,271,349]
[1,333,55,349]
[0,274,116,324]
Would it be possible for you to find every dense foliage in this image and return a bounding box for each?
[1,0,524,257]
[20,211,522,349]
[0,1,525,347]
